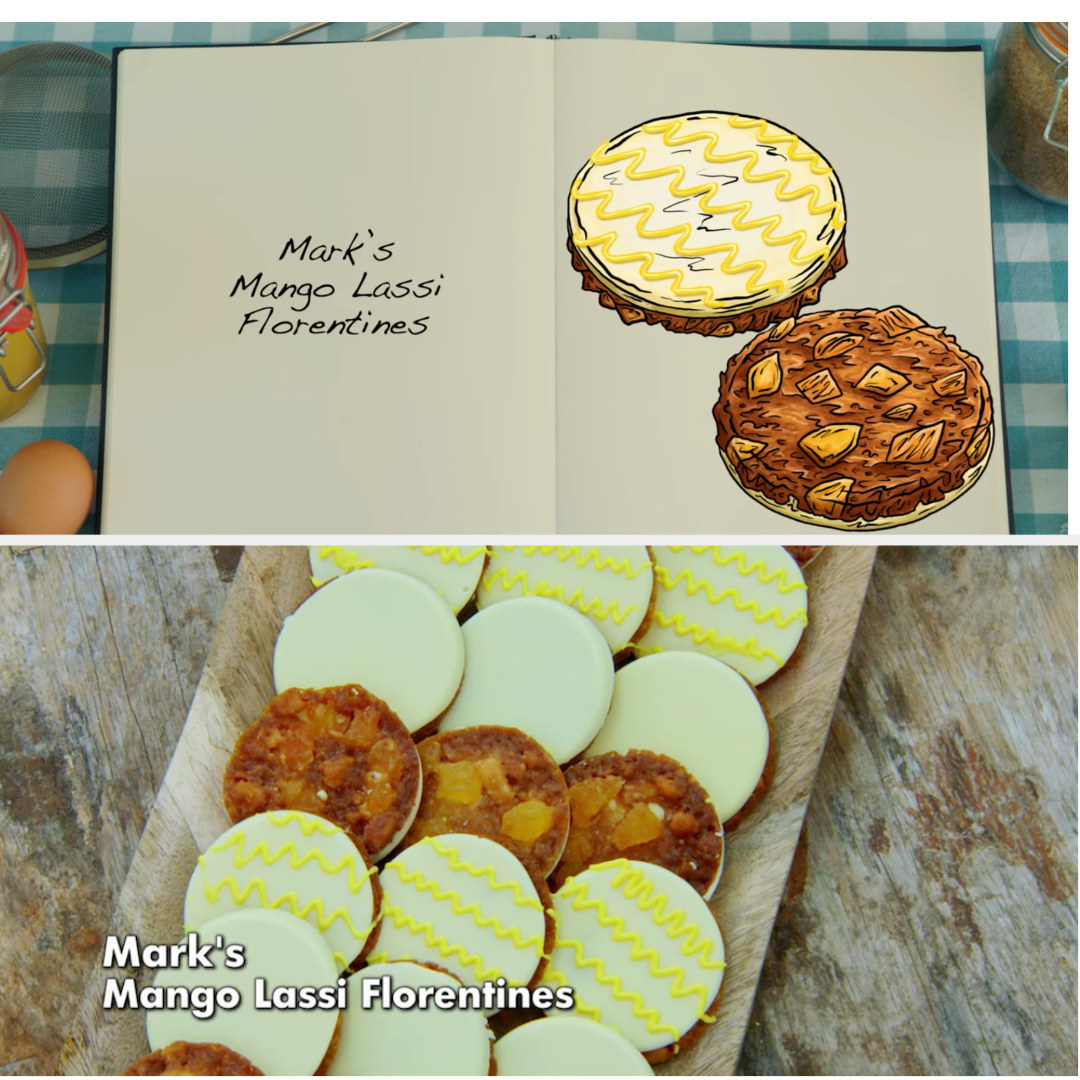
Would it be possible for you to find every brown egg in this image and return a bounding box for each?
[0,440,95,534]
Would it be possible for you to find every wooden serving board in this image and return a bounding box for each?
[60,545,877,1076]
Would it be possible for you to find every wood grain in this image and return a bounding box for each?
[738,545,1078,1075]
[55,545,875,1075]
[0,547,234,1075]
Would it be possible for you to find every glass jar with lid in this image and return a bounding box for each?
[987,22,1068,204]
[0,210,48,420]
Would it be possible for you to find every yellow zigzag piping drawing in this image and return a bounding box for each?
[655,567,808,628]
[421,836,546,908]
[483,568,641,626]
[570,113,844,307]
[668,545,807,593]
[370,911,508,984]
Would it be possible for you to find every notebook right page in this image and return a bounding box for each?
[553,40,1008,534]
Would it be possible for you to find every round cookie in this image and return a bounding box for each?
[477,546,655,652]
[146,908,340,1076]
[184,810,379,972]
[568,112,846,336]
[637,545,807,685]
[543,859,725,1061]
[584,652,769,827]
[329,961,492,1076]
[223,685,422,861]
[438,597,615,765]
[273,568,465,735]
[309,545,487,614]
[557,750,723,899]
[123,1042,263,1075]
[713,307,994,529]
[371,833,552,996]
[404,726,570,878]
[494,1016,652,1076]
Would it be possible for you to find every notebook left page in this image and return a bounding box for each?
[101,39,556,533]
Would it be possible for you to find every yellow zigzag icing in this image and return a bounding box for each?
[654,567,808,629]
[638,611,784,663]
[571,114,844,306]
[482,567,641,626]
[315,544,487,579]
[376,836,546,984]
[667,546,807,593]
[499,545,652,579]
[551,859,724,1051]
[381,862,546,957]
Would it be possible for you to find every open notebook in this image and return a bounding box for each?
[100,38,1008,533]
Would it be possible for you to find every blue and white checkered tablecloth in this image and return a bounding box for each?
[0,22,1068,534]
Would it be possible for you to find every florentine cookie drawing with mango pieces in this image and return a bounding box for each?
[713,307,995,529]
[567,111,847,337]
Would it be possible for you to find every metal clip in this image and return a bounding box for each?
[0,291,47,393]
[1044,57,1068,151]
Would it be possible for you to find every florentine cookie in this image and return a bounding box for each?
[477,546,655,653]
[309,545,487,614]
[371,833,553,996]
[223,685,422,861]
[556,751,723,899]
[184,810,380,972]
[494,1016,652,1076]
[584,652,770,827]
[713,307,994,528]
[146,909,340,1076]
[329,961,492,1076]
[543,859,725,1062]
[273,568,465,735]
[568,112,846,337]
[637,546,807,685]
[438,597,615,765]
[403,726,570,878]
[123,1042,263,1076]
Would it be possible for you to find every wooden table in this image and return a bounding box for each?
[0,546,1075,1075]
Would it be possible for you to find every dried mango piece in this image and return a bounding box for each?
[475,756,514,804]
[933,370,967,397]
[887,421,945,464]
[796,369,842,404]
[799,424,861,466]
[883,402,917,421]
[814,332,861,359]
[434,760,482,804]
[501,799,555,843]
[569,775,624,825]
[856,364,910,398]
[805,478,853,519]
[727,437,767,465]
[747,351,782,397]
[611,802,665,850]
[966,427,992,464]
[877,306,926,337]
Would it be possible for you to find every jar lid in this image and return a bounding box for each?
[0,211,33,335]
[1030,22,1068,62]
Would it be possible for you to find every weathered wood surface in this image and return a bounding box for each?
[1,546,1074,1076]
[738,546,1078,1075]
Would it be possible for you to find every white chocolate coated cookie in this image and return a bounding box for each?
[637,545,807,684]
[585,652,768,825]
[184,810,378,972]
[273,568,465,733]
[543,859,725,1056]
[494,1015,653,1076]
[570,113,845,318]
[477,545,654,652]
[146,908,339,1076]
[330,961,492,1075]
[309,545,486,613]
[371,833,548,996]
[439,597,614,764]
